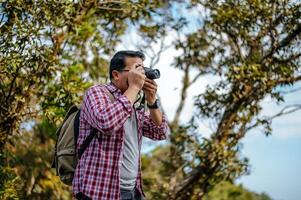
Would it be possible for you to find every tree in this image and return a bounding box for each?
[165,0,301,199]
[0,0,173,198]
[0,0,172,152]
[141,146,272,200]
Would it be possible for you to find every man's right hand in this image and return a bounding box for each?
[127,66,146,91]
[124,66,146,105]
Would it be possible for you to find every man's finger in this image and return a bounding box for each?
[143,81,157,89]
[136,66,145,74]
[142,83,156,91]
[142,86,154,92]
[143,81,156,87]
[143,85,157,92]
[145,78,157,85]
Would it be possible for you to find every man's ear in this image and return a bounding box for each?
[112,70,120,81]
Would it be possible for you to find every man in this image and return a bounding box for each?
[73,50,168,200]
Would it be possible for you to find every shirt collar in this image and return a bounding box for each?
[105,82,123,97]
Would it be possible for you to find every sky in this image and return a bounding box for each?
[115,3,301,199]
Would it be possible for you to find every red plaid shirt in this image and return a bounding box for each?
[72,83,168,200]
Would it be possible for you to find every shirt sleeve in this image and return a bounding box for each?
[141,110,168,140]
[81,85,133,135]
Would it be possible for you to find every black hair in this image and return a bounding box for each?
[109,50,145,80]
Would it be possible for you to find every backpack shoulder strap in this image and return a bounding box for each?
[103,86,114,102]
[78,85,115,159]
[78,128,97,159]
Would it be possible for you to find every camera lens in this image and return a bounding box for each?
[144,67,160,79]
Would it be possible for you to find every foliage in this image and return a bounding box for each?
[0,151,20,199]
[142,146,272,200]
[0,0,172,151]
[141,146,170,199]
[1,122,71,200]
[204,181,272,200]
[166,0,301,199]
[0,0,172,198]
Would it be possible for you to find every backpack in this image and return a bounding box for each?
[51,87,114,185]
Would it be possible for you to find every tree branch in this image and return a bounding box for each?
[169,167,202,200]
[246,104,301,132]
[188,71,204,87]
[279,87,301,95]
[269,104,301,120]
[275,75,301,85]
[171,63,190,129]
[261,23,301,63]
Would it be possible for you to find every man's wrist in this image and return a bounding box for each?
[146,98,156,105]
[128,85,141,93]
[147,99,159,109]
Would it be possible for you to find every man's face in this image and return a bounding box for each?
[114,56,144,93]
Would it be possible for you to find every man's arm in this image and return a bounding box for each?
[148,105,163,126]
[81,86,133,135]
[141,79,168,140]
[140,109,168,140]
[142,78,164,126]
[82,66,146,135]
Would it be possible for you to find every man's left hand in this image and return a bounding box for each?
[142,79,157,105]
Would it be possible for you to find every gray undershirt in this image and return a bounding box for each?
[120,110,139,190]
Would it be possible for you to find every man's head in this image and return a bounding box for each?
[110,50,145,92]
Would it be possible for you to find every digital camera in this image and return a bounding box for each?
[144,67,160,79]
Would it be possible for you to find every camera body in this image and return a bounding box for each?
[144,67,160,79]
